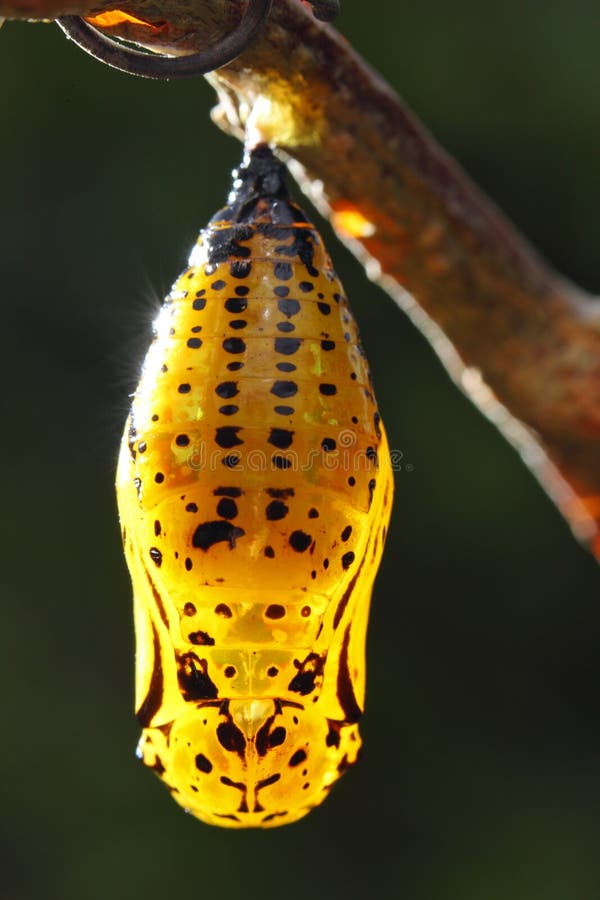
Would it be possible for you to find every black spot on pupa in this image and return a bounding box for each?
[215,381,239,399]
[264,545,275,558]
[154,520,162,536]
[271,380,297,398]
[276,362,296,372]
[341,525,352,542]
[274,405,295,416]
[195,753,213,773]
[275,337,301,355]
[235,285,249,296]
[225,297,248,314]
[317,301,331,315]
[154,472,164,484]
[175,434,190,447]
[215,603,232,618]
[341,551,355,570]
[276,321,295,333]
[227,361,243,371]
[289,749,307,767]
[321,339,335,351]
[223,337,246,354]
[298,281,313,293]
[274,285,289,298]
[308,508,319,518]
[183,602,196,616]
[265,604,285,619]
[214,486,243,497]
[211,279,226,291]
[178,383,191,394]
[278,299,301,318]
[193,297,206,311]
[267,487,295,498]
[178,653,218,701]
[149,547,162,567]
[269,727,286,748]
[185,557,193,571]
[274,262,292,280]
[219,404,239,416]
[273,455,292,470]
[185,502,198,512]
[289,530,312,552]
[189,630,215,646]
[187,337,202,349]
[267,666,278,677]
[224,666,236,678]
[288,652,324,695]
[268,428,294,450]
[229,319,247,330]
[215,426,243,449]
[266,500,288,521]
[319,383,337,396]
[217,721,246,756]
[321,437,336,452]
[217,498,238,519]
[230,260,252,279]
[192,521,245,550]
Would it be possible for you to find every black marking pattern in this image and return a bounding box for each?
[136,622,163,727]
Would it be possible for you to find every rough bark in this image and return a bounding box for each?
[4,0,600,556]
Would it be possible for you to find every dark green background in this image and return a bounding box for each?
[2,2,600,898]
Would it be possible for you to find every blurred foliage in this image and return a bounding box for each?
[1,2,599,898]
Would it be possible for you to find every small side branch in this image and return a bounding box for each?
[4,0,600,556]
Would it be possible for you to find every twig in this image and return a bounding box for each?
[3,0,600,556]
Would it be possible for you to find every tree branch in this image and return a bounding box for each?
[5,0,600,557]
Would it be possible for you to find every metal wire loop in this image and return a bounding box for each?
[56,0,273,80]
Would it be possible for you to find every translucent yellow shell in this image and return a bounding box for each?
[116,146,393,828]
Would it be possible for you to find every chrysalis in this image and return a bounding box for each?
[116,145,393,828]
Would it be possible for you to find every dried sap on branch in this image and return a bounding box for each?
[116,145,393,828]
